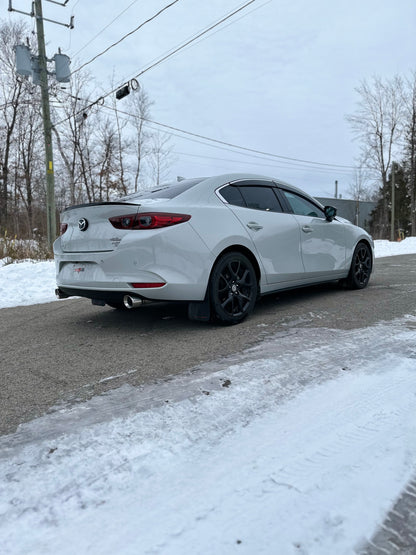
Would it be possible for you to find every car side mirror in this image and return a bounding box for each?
[324,205,337,222]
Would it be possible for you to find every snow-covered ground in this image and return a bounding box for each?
[0,239,416,554]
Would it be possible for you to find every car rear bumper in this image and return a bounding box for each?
[54,227,213,302]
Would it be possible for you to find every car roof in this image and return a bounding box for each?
[120,173,322,207]
[188,173,322,206]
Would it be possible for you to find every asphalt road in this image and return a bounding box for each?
[1,254,416,436]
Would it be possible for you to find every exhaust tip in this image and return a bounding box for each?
[123,295,143,309]
[55,287,70,299]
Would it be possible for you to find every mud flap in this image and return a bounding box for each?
[187,294,211,322]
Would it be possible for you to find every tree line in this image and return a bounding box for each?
[0,19,171,240]
[347,74,416,239]
[1,18,415,242]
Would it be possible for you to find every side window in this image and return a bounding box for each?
[281,190,324,218]
[239,186,283,212]
[219,185,246,207]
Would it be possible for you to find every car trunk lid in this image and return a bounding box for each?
[60,202,140,253]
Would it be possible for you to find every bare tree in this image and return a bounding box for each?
[52,79,159,203]
[15,94,43,235]
[96,116,132,201]
[110,99,130,196]
[347,163,375,202]
[148,131,172,186]
[126,88,153,192]
[0,17,175,238]
[347,76,405,192]
[0,20,30,231]
[51,73,95,206]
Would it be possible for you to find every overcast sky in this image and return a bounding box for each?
[7,0,416,197]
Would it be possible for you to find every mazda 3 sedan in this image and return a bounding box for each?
[54,173,374,324]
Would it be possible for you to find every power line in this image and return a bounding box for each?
[51,90,358,172]
[144,0,272,70]
[72,0,141,57]
[50,91,367,184]
[41,93,373,179]
[92,102,358,172]
[71,0,181,75]
[55,0,258,126]
[120,0,258,91]
[172,151,356,176]
[50,0,357,173]
[98,103,356,170]
[50,85,358,172]
[0,99,40,110]
[117,0,270,87]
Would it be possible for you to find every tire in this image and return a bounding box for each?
[209,252,258,324]
[346,242,372,289]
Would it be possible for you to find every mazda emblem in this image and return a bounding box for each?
[78,218,88,232]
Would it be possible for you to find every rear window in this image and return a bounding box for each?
[121,178,204,201]
[220,184,283,212]
[219,185,246,207]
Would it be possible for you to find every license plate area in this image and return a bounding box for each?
[60,262,103,282]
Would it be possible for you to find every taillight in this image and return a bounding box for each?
[60,223,68,234]
[109,212,191,230]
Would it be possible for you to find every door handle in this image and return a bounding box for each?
[247,221,263,231]
[302,225,313,233]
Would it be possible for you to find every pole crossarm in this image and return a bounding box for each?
[40,14,74,28]
[8,0,34,16]
[8,0,74,28]
[46,0,70,6]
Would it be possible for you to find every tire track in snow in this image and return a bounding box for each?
[273,369,413,492]
[1,316,415,455]
[0,317,415,555]
[0,318,416,552]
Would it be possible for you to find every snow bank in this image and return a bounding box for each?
[374,237,416,258]
[0,260,56,308]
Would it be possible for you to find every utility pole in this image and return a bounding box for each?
[9,0,73,249]
[390,162,396,242]
[34,0,56,249]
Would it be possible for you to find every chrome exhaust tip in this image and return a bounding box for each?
[123,295,144,309]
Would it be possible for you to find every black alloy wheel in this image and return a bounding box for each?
[346,242,373,289]
[210,252,258,324]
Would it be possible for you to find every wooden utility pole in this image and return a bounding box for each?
[34,0,56,249]
[390,162,395,242]
[9,0,73,248]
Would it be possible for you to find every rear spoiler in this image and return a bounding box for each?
[63,201,141,211]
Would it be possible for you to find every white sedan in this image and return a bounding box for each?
[54,173,374,324]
